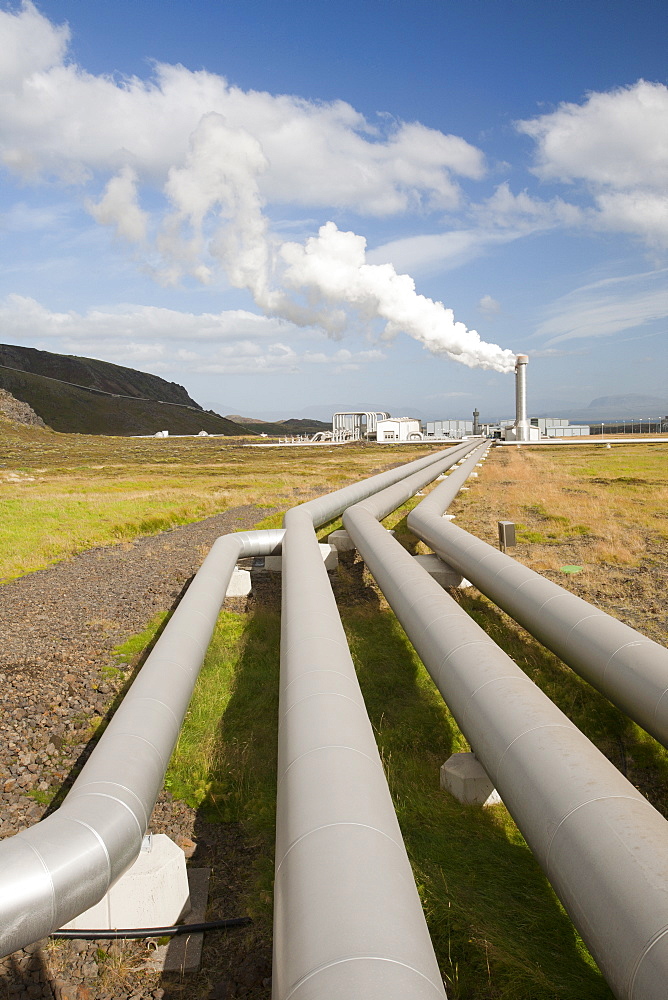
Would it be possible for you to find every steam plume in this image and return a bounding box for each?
[93,113,516,373]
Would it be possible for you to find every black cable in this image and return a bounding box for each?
[50,917,251,939]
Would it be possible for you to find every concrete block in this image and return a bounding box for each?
[413,554,470,589]
[441,513,456,520]
[226,567,251,596]
[64,834,190,930]
[143,867,211,974]
[469,472,478,477]
[440,753,502,806]
[264,543,338,572]
[328,529,356,553]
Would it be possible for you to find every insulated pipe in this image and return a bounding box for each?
[406,455,668,748]
[343,462,668,1000]
[0,528,284,958]
[273,444,476,1000]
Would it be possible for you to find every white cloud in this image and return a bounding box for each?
[478,294,500,316]
[0,294,302,343]
[368,185,583,278]
[368,229,503,276]
[517,81,668,245]
[0,292,384,376]
[478,182,582,229]
[0,0,69,86]
[534,268,668,344]
[0,3,484,214]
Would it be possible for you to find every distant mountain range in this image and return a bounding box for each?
[225,414,331,434]
[543,394,668,422]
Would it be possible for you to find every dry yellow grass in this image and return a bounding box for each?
[450,442,668,645]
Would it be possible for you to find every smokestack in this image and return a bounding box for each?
[515,353,529,441]
[473,408,480,435]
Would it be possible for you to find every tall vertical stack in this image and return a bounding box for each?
[514,353,529,441]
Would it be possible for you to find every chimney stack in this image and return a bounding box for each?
[515,354,529,441]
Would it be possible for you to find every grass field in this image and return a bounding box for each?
[0,418,433,580]
[6,424,667,998]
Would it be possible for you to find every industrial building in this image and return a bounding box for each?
[425,419,473,439]
[376,417,423,442]
[531,417,590,438]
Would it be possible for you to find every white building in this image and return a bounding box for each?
[376,417,423,442]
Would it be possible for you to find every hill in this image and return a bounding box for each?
[0,344,246,436]
[225,414,331,435]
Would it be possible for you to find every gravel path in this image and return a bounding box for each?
[0,505,277,1000]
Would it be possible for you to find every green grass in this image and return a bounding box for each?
[0,422,437,580]
[113,612,170,665]
[165,609,280,927]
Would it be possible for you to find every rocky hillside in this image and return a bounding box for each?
[0,344,246,436]
[0,388,46,428]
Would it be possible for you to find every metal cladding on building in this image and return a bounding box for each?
[514,353,529,442]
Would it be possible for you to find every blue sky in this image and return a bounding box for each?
[0,0,666,421]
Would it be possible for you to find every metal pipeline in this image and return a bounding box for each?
[343,450,668,1000]
[406,451,668,748]
[0,528,284,958]
[273,443,477,1000]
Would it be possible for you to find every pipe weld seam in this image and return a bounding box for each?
[495,724,576,786]
[275,822,408,876]
[116,695,181,729]
[653,687,668,724]
[628,923,668,999]
[68,779,146,811]
[283,956,445,1000]
[282,667,357,695]
[95,731,170,766]
[137,654,203,678]
[461,671,536,711]
[65,790,147,835]
[280,690,367,720]
[544,794,647,873]
[602,640,655,680]
[65,816,113,878]
[6,835,57,926]
[565,611,608,640]
[282,634,349,660]
[276,744,381,789]
[434,638,497,672]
